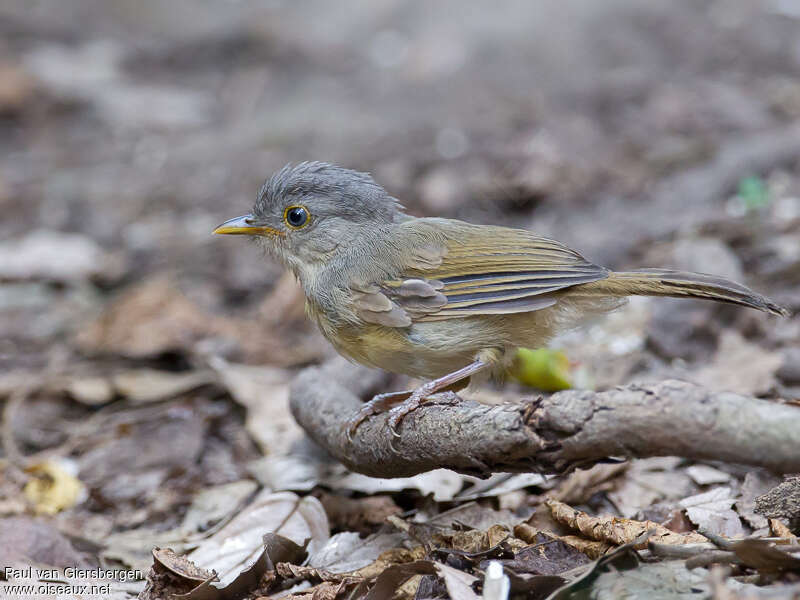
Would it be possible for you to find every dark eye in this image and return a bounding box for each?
[284,205,309,229]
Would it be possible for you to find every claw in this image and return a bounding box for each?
[385,391,426,437]
[345,390,412,443]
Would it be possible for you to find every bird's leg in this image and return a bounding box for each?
[347,390,413,441]
[386,359,489,437]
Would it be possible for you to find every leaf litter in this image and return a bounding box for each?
[2,3,800,598]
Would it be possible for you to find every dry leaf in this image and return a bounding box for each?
[0,516,93,568]
[498,532,590,575]
[730,538,800,572]
[307,531,406,574]
[433,562,479,600]
[0,229,121,282]
[112,369,214,403]
[362,561,435,600]
[76,276,236,358]
[188,490,329,587]
[318,493,401,535]
[607,457,693,517]
[63,376,115,405]
[545,534,644,599]
[685,465,732,486]
[547,499,707,547]
[331,469,469,502]
[211,358,300,456]
[152,547,215,582]
[181,480,258,533]
[142,533,307,600]
[456,473,549,501]
[736,471,782,530]
[679,487,745,538]
[693,331,783,395]
[548,463,628,505]
[24,459,86,515]
[769,518,796,540]
[557,535,613,559]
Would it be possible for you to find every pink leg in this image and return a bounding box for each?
[386,359,489,436]
[346,390,412,442]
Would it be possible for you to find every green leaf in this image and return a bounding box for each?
[509,348,572,391]
[737,176,771,211]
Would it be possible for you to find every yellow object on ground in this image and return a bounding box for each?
[509,347,572,391]
[24,459,86,515]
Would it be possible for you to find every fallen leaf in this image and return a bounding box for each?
[103,528,196,574]
[737,471,781,530]
[256,271,308,325]
[24,459,86,515]
[307,531,407,574]
[188,490,329,587]
[448,525,517,556]
[769,518,796,540]
[434,562,479,600]
[76,276,236,358]
[0,61,36,112]
[211,358,300,456]
[607,457,693,517]
[0,229,122,282]
[63,376,115,405]
[584,559,714,599]
[685,465,732,486]
[730,538,800,572]
[152,547,215,582]
[547,499,707,547]
[181,480,258,533]
[331,468,469,502]
[427,502,518,532]
[318,493,401,535]
[247,454,321,492]
[111,369,214,403]
[548,463,627,505]
[546,533,645,599]
[680,487,745,538]
[141,533,307,600]
[456,473,549,501]
[362,561,435,600]
[557,535,613,560]
[0,516,93,568]
[497,533,590,576]
[693,331,783,396]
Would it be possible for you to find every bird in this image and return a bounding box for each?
[214,161,788,439]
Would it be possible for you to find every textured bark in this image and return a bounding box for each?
[289,358,800,478]
[755,477,800,529]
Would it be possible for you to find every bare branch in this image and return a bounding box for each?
[289,359,800,478]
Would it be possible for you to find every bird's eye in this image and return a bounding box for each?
[284,205,310,229]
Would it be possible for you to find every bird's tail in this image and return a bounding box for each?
[578,268,788,317]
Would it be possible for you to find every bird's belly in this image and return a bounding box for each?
[327,319,511,380]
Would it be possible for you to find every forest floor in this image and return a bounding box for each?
[0,1,799,598]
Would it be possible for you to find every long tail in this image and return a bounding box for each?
[581,268,788,317]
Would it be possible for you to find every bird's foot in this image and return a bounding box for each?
[346,390,411,442]
[386,389,431,438]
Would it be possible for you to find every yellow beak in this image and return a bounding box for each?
[213,214,284,237]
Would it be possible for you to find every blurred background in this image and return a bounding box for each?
[0,0,799,592]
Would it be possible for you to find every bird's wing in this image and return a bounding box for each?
[352,222,609,326]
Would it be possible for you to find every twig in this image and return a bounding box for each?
[648,542,716,559]
[289,358,800,478]
[685,551,741,570]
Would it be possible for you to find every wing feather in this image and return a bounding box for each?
[346,221,609,327]
[390,223,608,322]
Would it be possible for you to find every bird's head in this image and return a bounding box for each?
[214,162,405,274]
